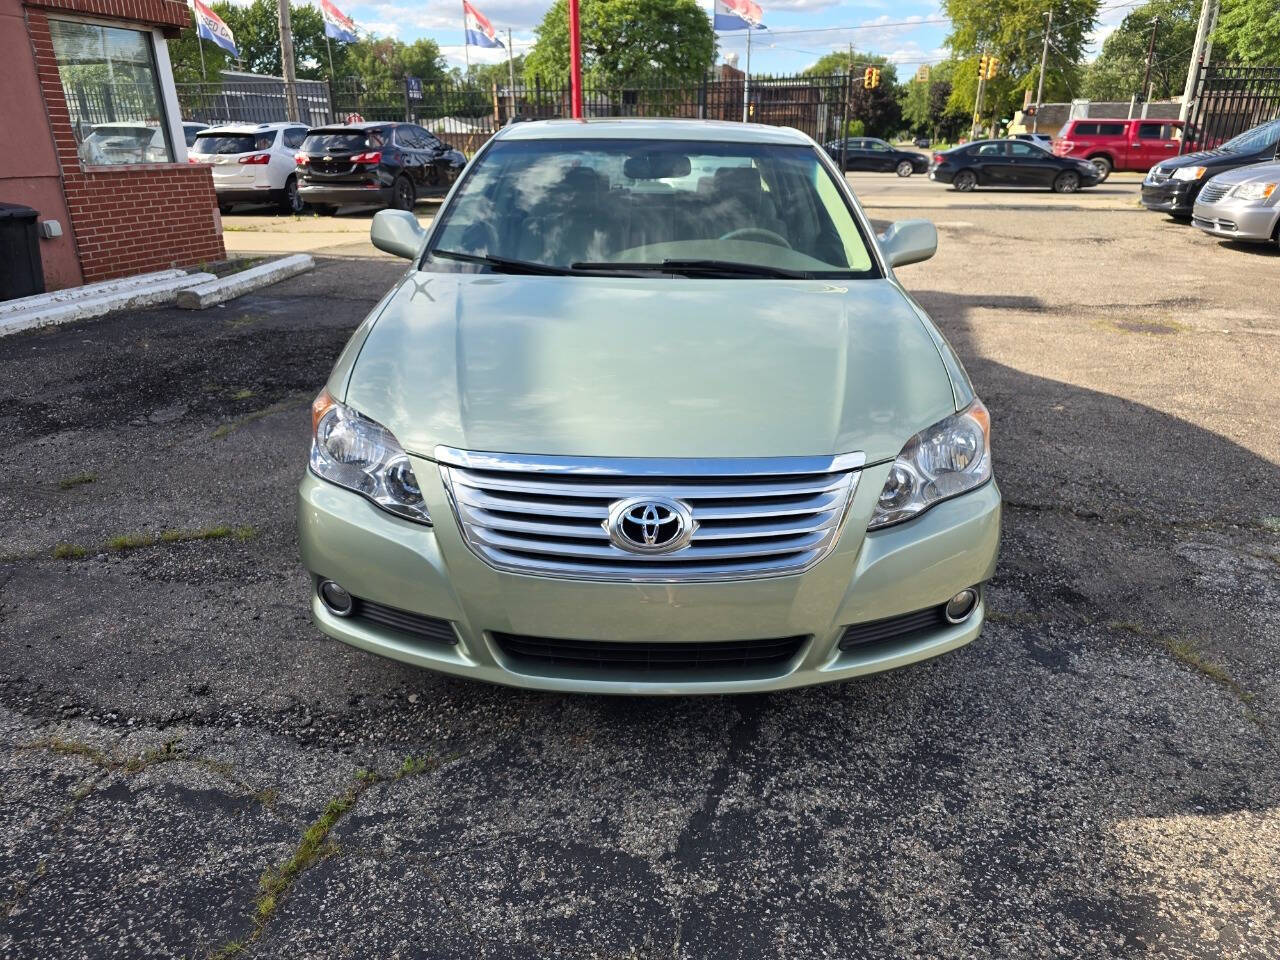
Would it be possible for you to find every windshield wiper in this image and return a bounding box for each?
[572,259,813,279]
[431,249,573,275]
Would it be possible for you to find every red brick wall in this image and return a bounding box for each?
[29,0,190,37]
[26,6,226,283]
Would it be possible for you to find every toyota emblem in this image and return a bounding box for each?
[605,497,696,554]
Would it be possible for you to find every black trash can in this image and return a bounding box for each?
[0,203,45,302]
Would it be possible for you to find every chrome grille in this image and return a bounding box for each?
[437,447,862,582]
[1197,181,1230,204]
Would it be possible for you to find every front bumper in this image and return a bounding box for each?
[1191,198,1280,242]
[214,185,282,203]
[297,460,1002,694]
[1141,179,1199,214]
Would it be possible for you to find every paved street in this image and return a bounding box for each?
[2,174,1278,958]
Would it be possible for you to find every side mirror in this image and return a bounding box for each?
[878,218,937,268]
[371,209,426,260]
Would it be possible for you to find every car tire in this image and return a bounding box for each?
[391,176,415,211]
[1053,171,1080,194]
[1089,156,1112,182]
[896,160,914,177]
[279,175,304,215]
[953,170,977,192]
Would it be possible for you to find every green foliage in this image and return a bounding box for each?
[845,119,865,137]
[168,0,446,85]
[806,50,903,139]
[465,53,527,88]
[524,0,716,86]
[1214,0,1280,65]
[1083,0,1197,101]
[943,0,1100,125]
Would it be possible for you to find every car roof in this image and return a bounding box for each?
[494,117,814,145]
[308,123,394,132]
[198,122,304,133]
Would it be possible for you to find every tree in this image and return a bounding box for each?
[1214,0,1280,65]
[344,37,447,86]
[1083,0,1196,101]
[900,61,967,140]
[805,50,903,139]
[943,0,1099,129]
[524,0,716,86]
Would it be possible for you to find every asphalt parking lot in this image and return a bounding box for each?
[2,173,1278,958]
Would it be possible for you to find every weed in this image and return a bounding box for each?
[52,543,88,560]
[58,473,96,490]
[231,388,255,400]
[107,533,156,552]
[211,396,306,439]
[397,755,432,778]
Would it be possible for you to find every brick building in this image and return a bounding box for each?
[1,0,224,291]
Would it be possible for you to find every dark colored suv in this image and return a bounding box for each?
[1140,118,1280,218]
[296,122,466,214]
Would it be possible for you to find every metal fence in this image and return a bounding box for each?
[1185,65,1280,150]
[175,73,855,155]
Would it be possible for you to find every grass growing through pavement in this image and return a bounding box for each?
[211,755,439,959]
[52,544,87,560]
[51,525,255,560]
[58,473,96,490]
[211,395,308,439]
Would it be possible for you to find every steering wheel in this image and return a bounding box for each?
[718,227,792,249]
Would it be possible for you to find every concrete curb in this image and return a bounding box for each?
[175,254,315,309]
[0,269,189,319]
[0,273,217,338]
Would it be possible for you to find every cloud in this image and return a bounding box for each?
[438,37,535,66]
[353,0,549,33]
[360,20,401,37]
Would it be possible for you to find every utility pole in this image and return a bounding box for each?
[506,28,516,122]
[1033,10,1051,134]
[1141,17,1160,103]
[1178,0,1218,124]
[277,0,300,122]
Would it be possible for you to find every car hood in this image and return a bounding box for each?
[342,273,957,464]
[1160,147,1272,170]
[1203,159,1280,186]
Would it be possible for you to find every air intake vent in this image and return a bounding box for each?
[839,605,947,650]
[352,598,458,645]
[1198,182,1230,204]
[493,633,807,675]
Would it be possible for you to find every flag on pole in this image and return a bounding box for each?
[192,0,239,57]
[714,0,765,30]
[321,0,358,43]
[463,0,504,48]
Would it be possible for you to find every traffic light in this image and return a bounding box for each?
[863,66,874,89]
[986,56,999,80]
[1025,104,1038,117]
[978,54,988,78]
[871,67,881,88]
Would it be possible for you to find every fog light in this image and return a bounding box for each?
[944,588,978,624]
[318,579,354,617]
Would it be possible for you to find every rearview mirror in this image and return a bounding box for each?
[371,209,426,260]
[878,219,937,268]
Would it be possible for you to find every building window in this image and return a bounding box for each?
[49,19,174,166]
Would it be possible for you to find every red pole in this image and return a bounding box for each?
[568,0,583,118]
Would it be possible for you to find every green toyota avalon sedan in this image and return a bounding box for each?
[298,118,1000,694]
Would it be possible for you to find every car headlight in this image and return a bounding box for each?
[309,389,430,524]
[1172,166,1207,181]
[1230,181,1277,201]
[868,400,992,530]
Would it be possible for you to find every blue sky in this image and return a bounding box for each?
[227,0,1138,75]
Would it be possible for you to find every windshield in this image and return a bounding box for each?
[193,132,276,154]
[1218,118,1280,155]
[301,131,382,153]
[427,138,877,278]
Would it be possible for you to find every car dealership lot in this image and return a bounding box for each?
[2,183,1278,957]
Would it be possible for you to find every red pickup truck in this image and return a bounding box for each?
[1051,118,1185,182]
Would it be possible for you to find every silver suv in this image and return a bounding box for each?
[190,122,310,214]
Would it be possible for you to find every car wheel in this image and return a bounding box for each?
[1089,157,1112,182]
[1053,171,1080,194]
[896,160,914,177]
[391,176,415,211]
[953,170,977,192]
[279,176,304,214]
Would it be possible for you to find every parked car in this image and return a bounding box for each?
[1191,161,1280,244]
[929,139,1101,193]
[189,122,310,214]
[1011,133,1052,148]
[1052,117,1184,181]
[825,138,930,176]
[296,122,466,214]
[298,118,1001,693]
[1141,118,1280,218]
[77,122,169,165]
[182,121,209,148]
[913,136,932,148]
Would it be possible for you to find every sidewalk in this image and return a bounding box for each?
[220,205,438,258]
